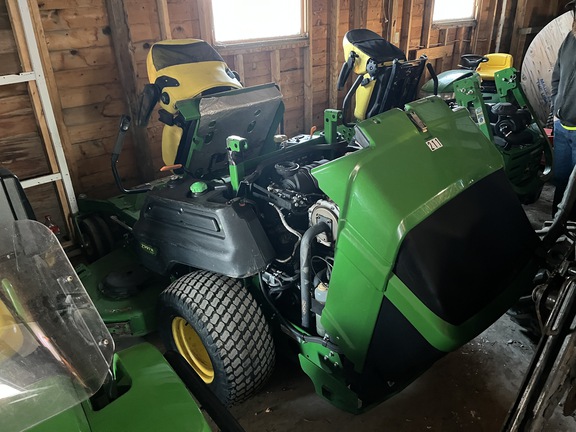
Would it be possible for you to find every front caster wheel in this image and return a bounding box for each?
[158,270,275,405]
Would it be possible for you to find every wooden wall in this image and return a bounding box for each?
[0,0,67,232]
[0,0,568,203]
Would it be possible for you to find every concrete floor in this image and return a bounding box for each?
[213,185,576,432]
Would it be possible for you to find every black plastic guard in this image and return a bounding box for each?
[0,168,35,221]
[393,169,539,326]
[132,179,275,278]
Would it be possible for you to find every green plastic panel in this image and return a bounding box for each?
[84,343,211,432]
[77,246,169,336]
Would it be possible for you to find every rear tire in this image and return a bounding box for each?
[158,270,275,405]
[79,215,114,262]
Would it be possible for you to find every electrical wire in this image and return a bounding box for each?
[270,203,302,263]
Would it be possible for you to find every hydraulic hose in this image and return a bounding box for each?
[299,222,330,329]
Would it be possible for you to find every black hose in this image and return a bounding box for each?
[426,63,439,96]
[257,273,342,353]
[342,75,364,127]
[300,222,330,329]
[111,115,151,194]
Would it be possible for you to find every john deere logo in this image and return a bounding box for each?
[140,242,157,256]
[426,137,443,152]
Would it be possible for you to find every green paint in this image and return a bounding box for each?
[454,76,494,140]
[298,344,360,413]
[77,247,169,336]
[26,399,91,432]
[190,181,208,194]
[29,344,212,432]
[227,136,248,192]
[139,242,157,256]
[84,344,211,432]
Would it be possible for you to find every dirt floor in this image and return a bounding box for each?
[212,184,576,432]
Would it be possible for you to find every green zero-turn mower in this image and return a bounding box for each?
[75,38,546,413]
[0,170,245,432]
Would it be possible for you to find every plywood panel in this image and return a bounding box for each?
[0,134,51,180]
[39,6,107,31]
[49,46,116,71]
[521,11,572,126]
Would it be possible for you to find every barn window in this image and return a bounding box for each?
[211,0,305,44]
[433,0,476,23]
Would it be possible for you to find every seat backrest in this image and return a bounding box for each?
[477,53,514,80]
[169,83,285,178]
[364,57,428,119]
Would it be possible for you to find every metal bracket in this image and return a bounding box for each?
[227,135,248,193]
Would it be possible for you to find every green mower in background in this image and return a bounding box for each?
[0,217,246,432]
[337,30,551,205]
[70,37,555,414]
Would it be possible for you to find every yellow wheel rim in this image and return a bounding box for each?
[171,317,215,383]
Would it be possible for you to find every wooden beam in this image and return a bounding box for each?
[495,0,510,52]
[400,0,414,54]
[471,0,484,53]
[303,0,313,131]
[328,0,341,108]
[410,43,455,60]
[420,0,436,49]
[389,0,400,44]
[270,50,281,85]
[157,0,172,40]
[105,0,155,182]
[351,0,368,30]
[485,0,500,53]
[234,54,244,83]
[197,0,215,45]
[510,0,528,64]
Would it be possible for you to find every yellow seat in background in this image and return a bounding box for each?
[477,53,514,80]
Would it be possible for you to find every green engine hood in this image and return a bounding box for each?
[311,97,505,370]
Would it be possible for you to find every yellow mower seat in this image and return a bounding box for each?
[476,53,514,80]
[140,39,243,168]
[337,29,426,121]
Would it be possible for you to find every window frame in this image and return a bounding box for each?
[205,0,309,49]
[431,0,478,28]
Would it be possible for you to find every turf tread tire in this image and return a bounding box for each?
[158,270,275,405]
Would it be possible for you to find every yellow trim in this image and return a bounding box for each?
[171,317,215,383]
[562,123,576,131]
[161,124,183,166]
[354,81,375,121]
[0,298,23,362]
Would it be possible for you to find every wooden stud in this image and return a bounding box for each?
[197,0,215,45]
[485,0,500,53]
[303,0,313,131]
[400,0,414,55]
[270,50,281,85]
[157,0,172,40]
[105,0,155,182]
[352,0,367,30]
[387,0,400,43]
[328,0,341,109]
[420,0,436,49]
[234,54,245,83]
[510,0,528,64]
[495,0,509,52]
